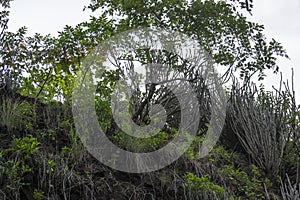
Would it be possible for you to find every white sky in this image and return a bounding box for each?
[247,0,300,101]
[7,0,300,101]
[8,0,92,35]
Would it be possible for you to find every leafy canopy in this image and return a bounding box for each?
[0,0,288,102]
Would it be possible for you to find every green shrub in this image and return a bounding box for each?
[184,172,224,198]
[33,189,44,200]
[111,129,169,152]
[1,135,40,197]
[208,146,237,165]
[218,165,264,199]
[9,134,41,158]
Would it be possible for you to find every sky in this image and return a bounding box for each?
[248,0,300,100]
[7,0,300,101]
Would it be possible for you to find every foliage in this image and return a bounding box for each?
[218,165,265,199]
[0,0,299,199]
[9,134,40,157]
[88,0,288,80]
[111,129,169,152]
[184,172,225,198]
[0,135,40,199]
[208,145,238,165]
[0,97,34,133]
[33,189,44,200]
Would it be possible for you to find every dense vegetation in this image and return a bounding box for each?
[0,0,299,199]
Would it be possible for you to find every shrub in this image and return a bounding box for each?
[183,172,225,198]
[218,165,264,199]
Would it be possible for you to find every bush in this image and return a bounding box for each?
[184,172,225,199]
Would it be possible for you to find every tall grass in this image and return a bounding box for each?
[0,97,22,133]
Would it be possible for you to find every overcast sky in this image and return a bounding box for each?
[248,0,300,101]
[7,0,300,101]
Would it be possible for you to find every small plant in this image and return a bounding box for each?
[218,165,264,199]
[208,145,237,165]
[184,172,225,198]
[33,189,44,200]
[10,134,41,158]
[1,135,41,198]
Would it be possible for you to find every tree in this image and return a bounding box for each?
[1,0,288,103]
[0,0,12,88]
[0,0,289,148]
[87,0,288,81]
